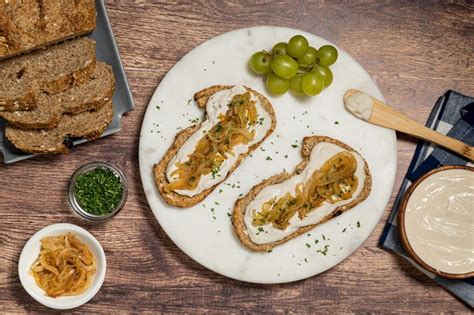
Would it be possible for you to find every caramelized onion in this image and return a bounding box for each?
[30,233,96,298]
[252,151,359,230]
[166,92,258,192]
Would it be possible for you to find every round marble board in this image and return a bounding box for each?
[139,26,397,283]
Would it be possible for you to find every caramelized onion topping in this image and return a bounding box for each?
[252,151,359,230]
[166,92,258,192]
[30,233,96,298]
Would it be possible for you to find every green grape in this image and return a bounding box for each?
[270,54,298,79]
[266,72,289,95]
[297,46,317,67]
[312,65,333,87]
[317,45,338,66]
[249,51,271,74]
[272,42,288,56]
[289,74,304,95]
[301,72,324,96]
[287,35,309,58]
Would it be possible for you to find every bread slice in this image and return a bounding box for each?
[232,135,372,252]
[0,0,96,60]
[0,62,115,129]
[5,101,113,154]
[154,85,276,208]
[0,37,96,112]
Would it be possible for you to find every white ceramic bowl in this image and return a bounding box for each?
[18,223,106,309]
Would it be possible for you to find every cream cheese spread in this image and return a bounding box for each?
[404,168,474,275]
[166,85,272,197]
[244,142,366,244]
[344,91,373,121]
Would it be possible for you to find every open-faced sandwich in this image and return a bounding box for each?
[154,85,276,207]
[233,135,371,251]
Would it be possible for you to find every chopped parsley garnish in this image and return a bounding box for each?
[266,156,272,161]
[291,144,298,148]
[305,243,311,248]
[74,167,123,216]
[357,221,361,228]
[334,121,339,125]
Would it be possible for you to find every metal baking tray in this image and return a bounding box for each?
[0,0,134,164]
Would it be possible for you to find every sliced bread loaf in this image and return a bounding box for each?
[5,101,114,154]
[0,0,96,60]
[0,37,96,112]
[0,62,115,129]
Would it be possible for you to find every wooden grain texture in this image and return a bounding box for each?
[1,0,473,313]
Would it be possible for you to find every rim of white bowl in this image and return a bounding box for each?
[18,223,106,310]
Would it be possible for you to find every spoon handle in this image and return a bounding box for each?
[369,98,474,161]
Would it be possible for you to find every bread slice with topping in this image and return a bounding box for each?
[0,0,96,60]
[154,85,276,208]
[0,62,115,129]
[0,37,96,112]
[233,136,372,252]
[5,101,113,154]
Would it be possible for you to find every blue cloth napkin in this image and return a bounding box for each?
[379,90,474,307]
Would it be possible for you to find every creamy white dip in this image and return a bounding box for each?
[244,142,366,244]
[166,85,272,197]
[344,91,373,121]
[404,168,474,275]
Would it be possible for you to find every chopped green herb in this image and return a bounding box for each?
[219,189,223,193]
[342,228,347,233]
[227,213,232,217]
[357,221,361,228]
[156,105,160,110]
[267,249,272,253]
[291,144,298,148]
[284,155,288,158]
[266,156,272,161]
[334,121,339,125]
[322,234,326,241]
[305,243,311,248]
[315,239,319,244]
[74,167,123,216]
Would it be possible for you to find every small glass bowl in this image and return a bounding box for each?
[68,161,128,222]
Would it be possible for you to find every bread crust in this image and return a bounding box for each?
[232,135,372,252]
[154,85,276,208]
[0,0,96,60]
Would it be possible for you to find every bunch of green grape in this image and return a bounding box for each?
[249,35,338,96]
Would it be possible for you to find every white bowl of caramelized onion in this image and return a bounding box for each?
[18,223,106,309]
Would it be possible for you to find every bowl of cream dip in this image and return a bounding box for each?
[398,165,474,279]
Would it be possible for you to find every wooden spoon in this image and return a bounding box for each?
[343,89,474,161]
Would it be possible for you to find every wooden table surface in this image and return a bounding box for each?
[1,1,473,313]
